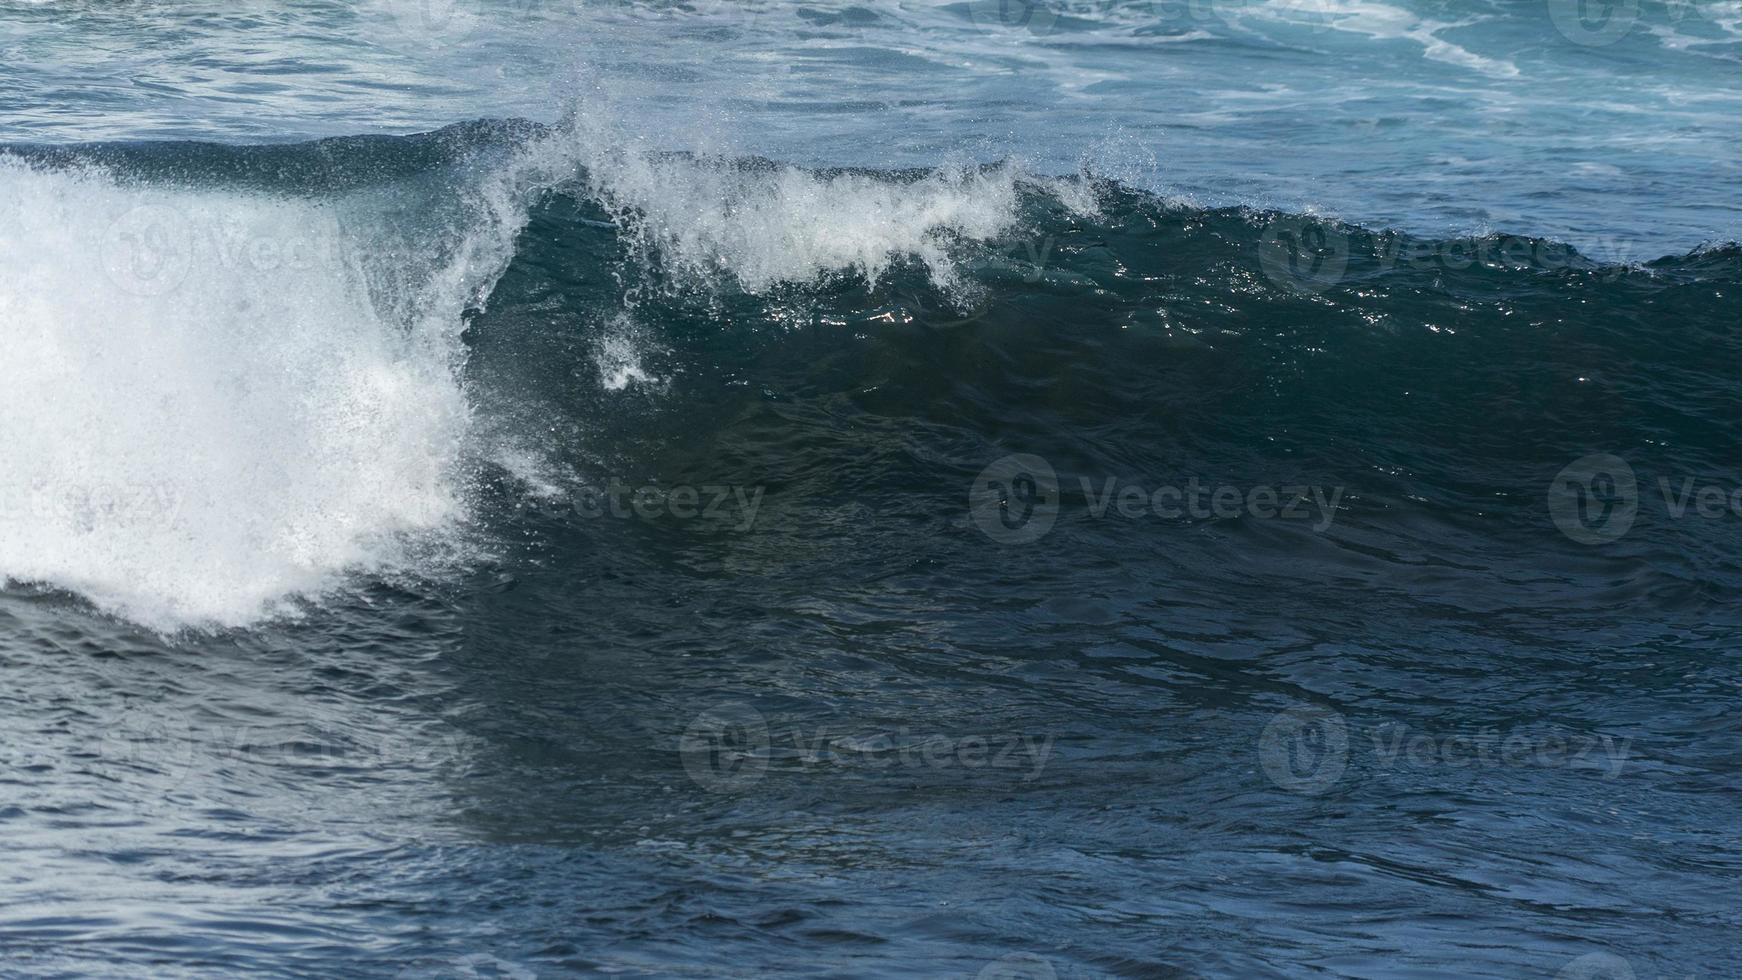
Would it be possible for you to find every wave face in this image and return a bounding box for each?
[4,122,1742,629]
[10,120,1742,630]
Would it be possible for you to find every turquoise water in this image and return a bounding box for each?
[2,3,1741,978]
[5,1,1740,253]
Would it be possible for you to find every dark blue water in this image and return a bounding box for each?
[4,4,1742,978]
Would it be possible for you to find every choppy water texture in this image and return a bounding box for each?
[2,2,1741,978]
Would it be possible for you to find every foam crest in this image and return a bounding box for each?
[559,111,1041,297]
[0,154,530,630]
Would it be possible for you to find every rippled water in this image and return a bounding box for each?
[3,2,1741,978]
[6,0,1742,252]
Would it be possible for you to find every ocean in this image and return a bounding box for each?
[1,1,1739,977]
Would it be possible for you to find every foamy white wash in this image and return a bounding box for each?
[559,107,1047,298]
[0,155,531,630]
[594,316,663,392]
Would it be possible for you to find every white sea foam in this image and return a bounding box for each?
[594,316,664,392]
[555,105,1073,298]
[0,151,535,630]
